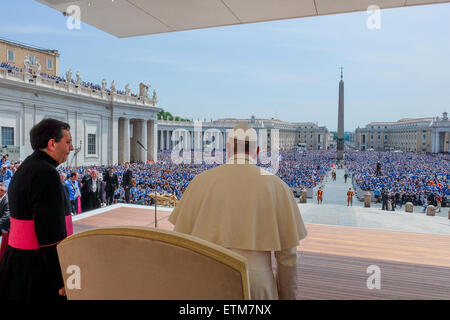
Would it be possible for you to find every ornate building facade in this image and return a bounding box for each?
[355,114,450,153]
[0,64,159,166]
[157,117,329,151]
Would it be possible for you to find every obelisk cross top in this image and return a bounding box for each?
[340,67,344,80]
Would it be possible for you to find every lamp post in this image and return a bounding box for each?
[69,140,82,167]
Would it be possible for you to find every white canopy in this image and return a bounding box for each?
[36,0,449,38]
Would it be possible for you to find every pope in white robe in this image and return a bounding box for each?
[168,124,308,299]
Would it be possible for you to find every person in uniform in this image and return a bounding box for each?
[0,118,73,300]
[169,124,307,300]
[436,194,442,213]
[347,187,354,206]
[317,187,324,204]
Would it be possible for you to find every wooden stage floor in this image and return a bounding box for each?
[73,206,450,300]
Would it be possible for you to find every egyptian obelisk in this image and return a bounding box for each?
[337,67,344,160]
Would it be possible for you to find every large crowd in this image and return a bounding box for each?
[345,151,449,207]
[0,62,22,72]
[57,150,334,209]
[1,150,334,212]
[1,149,449,212]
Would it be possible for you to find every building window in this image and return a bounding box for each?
[87,134,96,155]
[47,58,53,70]
[7,49,15,62]
[1,127,14,146]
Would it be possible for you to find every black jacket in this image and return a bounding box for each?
[0,195,10,233]
[81,178,104,210]
[122,169,133,188]
[381,189,389,201]
[104,172,119,192]
[61,183,71,217]
[0,150,67,299]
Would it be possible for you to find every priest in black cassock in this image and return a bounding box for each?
[0,118,73,300]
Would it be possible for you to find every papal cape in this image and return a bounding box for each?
[168,155,307,251]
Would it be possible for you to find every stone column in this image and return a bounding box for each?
[111,116,119,165]
[118,118,124,164]
[202,131,205,150]
[130,120,137,162]
[138,119,147,162]
[147,120,157,162]
[163,130,167,150]
[123,118,130,163]
[159,129,164,151]
[431,130,438,153]
[194,131,199,151]
[166,130,171,151]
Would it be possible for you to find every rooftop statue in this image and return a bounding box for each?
[152,89,158,105]
[139,82,150,98]
[75,71,82,86]
[66,69,72,83]
[23,56,30,74]
[35,59,41,75]
[125,83,131,96]
[110,80,116,93]
[102,78,107,91]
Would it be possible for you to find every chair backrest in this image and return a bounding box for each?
[57,226,250,300]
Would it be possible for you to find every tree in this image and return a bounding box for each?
[157,108,165,120]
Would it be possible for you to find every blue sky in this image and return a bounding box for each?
[1,1,449,131]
